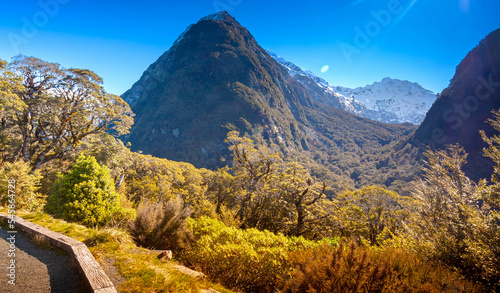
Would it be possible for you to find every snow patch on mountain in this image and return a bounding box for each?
[334,78,437,124]
[200,11,231,21]
[266,50,437,124]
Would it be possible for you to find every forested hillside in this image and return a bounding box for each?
[1,16,499,293]
[120,11,417,192]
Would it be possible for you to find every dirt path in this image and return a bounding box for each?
[0,226,87,293]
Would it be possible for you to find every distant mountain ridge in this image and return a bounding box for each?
[267,50,437,125]
[121,11,415,189]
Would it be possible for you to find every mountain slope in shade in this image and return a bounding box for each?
[121,11,312,168]
[411,28,500,181]
[267,50,437,125]
[121,11,415,187]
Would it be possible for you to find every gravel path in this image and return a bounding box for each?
[0,226,87,293]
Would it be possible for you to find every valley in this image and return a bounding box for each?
[1,6,499,293]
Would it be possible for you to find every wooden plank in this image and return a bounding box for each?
[94,287,116,293]
[8,216,81,251]
[72,244,116,290]
[0,213,118,293]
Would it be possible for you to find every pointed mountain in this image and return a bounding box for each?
[411,28,500,180]
[121,11,415,181]
[122,11,314,168]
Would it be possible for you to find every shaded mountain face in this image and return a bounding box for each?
[267,50,436,125]
[122,11,311,168]
[411,28,500,181]
[121,11,415,179]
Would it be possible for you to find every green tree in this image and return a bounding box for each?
[411,145,480,263]
[226,131,334,237]
[278,162,330,237]
[45,154,132,226]
[0,160,44,211]
[226,131,282,229]
[339,186,408,246]
[3,55,133,171]
[0,59,25,158]
[82,133,134,190]
[410,143,499,290]
[124,152,207,204]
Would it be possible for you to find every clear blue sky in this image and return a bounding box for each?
[1,0,499,95]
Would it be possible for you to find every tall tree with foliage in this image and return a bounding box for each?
[1,55,133,171]
[338,186,408,246]
[0,59,25,156]
[411,145,480,266]
[226,131,282,229]
[277,161,329,237]
[226,131,333,237]
[410,141,499,290]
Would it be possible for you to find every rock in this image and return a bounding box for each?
[172,264,205,279]
[156,250,172,261]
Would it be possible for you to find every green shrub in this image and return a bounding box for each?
[129,197,193,251]
[0,160,44,211]
[184,217,315,292]
[45,154,134,226]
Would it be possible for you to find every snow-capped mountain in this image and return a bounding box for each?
[267,50,437,125]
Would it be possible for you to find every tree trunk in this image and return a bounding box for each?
[295,206,305,236]
[115,173,126,190]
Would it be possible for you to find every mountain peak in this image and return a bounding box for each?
[380,77,396,84]
[266,50,436,124]
[199,11,233,22]
[121,10,316,169]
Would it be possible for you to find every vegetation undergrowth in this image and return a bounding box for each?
[17,211,235,293]
[1,56,498,292]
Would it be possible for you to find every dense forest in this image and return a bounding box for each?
[1,56,500,292]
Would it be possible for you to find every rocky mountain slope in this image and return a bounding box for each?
[267,50,437,125]
[410,28,500,181]
[121,11,415,188]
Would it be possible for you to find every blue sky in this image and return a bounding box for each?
[1,0,499,95]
